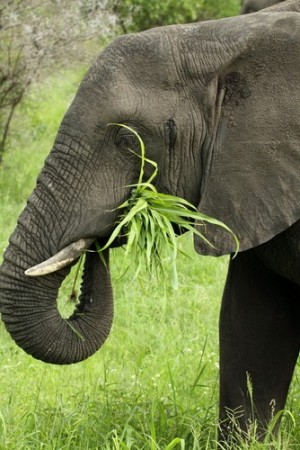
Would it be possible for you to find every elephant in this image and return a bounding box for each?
[241,0,285,14]
[0,0,300,443]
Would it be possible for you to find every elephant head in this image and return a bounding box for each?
[240,0,286,14]
[1,0,300,364]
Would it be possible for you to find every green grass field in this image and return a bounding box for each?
[0,69,300,449]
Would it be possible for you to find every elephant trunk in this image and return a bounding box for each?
[0,237,113,364]
[0,163,115,364]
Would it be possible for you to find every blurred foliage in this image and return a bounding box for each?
[201,0,243,19]
[112,0,242,33]
[0,0,115,164]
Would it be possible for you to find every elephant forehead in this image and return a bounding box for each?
[63,76,186,146]
[85,30,185,92]
[72,54,187,129]
[75,78,180,122]
[107,81,184,117]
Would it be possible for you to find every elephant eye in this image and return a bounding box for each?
[115,132,139,151]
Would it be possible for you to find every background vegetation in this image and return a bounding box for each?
[1,0,300,448]
[0,0,115,163]
[113,0,241,33]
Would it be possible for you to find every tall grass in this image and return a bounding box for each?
[0,69,300,449]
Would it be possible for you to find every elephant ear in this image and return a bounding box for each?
[192,9,300,256]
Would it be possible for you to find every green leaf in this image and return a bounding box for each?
[165,437,185,450]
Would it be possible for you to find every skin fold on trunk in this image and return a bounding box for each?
[0,234,114,364]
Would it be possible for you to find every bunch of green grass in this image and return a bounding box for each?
[98,124,239,288]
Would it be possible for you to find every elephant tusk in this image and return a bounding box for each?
[25,238,95,277]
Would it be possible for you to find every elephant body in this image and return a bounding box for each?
[1,0,300,443]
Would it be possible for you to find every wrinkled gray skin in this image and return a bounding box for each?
[241,0,285,13]
[1,0,300,443]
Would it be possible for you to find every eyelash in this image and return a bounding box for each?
[115,133,138,149]
[107,122,151,151]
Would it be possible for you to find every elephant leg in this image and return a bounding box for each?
[219,248,300,442]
